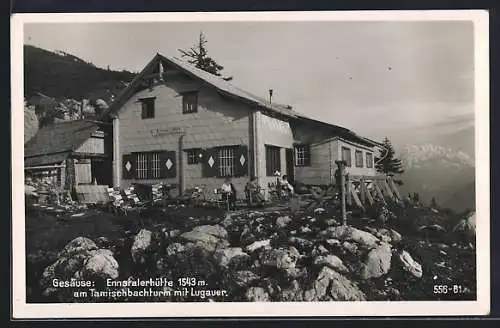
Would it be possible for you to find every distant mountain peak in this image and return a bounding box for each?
[401,143,475,169]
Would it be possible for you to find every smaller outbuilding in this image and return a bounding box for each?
[24,119,113,201]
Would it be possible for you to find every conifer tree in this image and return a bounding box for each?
[375,137,405,184]
[178,32,233,81]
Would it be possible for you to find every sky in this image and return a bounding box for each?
[23,20,475,144]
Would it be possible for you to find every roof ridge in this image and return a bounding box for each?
[104,53,376,147]
[163,54,240,84]
[38,119,94,127]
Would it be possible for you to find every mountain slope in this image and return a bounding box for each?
[398,144,475,213]
[24,45,136,102]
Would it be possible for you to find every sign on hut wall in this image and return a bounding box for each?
[151,127,185,136]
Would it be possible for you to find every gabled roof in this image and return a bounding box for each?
[24,120,100,166]
[103,53,299,120]
[103,53,380,148]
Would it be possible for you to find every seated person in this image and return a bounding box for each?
[221,177,237,209]
[245,176,265,204]
[281,175,295,195]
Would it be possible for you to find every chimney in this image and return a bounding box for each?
[269,89,273,104]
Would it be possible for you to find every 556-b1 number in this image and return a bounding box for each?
[433,285,466,294]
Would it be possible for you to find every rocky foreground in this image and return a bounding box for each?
[27,203,476,303]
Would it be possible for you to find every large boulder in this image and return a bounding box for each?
[259,246,300,270]
[39,237,119,301]
[221,214,234,228]
[131,229,154,264]
[165,242,185,257]
[80,249,119,280]
[288,237,314,253]
[453,211,476,243]
[59,237,98,258]
[321,226,381,249]
[359,243,392,279]
[303,267,366,301]
[229,270,261,288]
[245,287,270,302]
[397,250,423,278]
[213,247,249,268]
[276,215,292,228]
[180,225,229,252]
[364,227,403,244]
[244,239,270,253]
[313,254,348,273]
[190,225,228,239]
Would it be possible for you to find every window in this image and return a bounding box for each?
[218,147,235,177]
[187,149,201,165]
[266,145,281,176]
[140,97,155,119]
[182,92,198,113]
[341,146,352,167]
[136,152,161,179]
[294,145,311,166]
[151,152,161,178]
[137,153,149,179]
[355,150,364,168]
[201,145,248,178]
[366,152,374,168]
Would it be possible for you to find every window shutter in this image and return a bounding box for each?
[202,148,218,177]
[160,151,176,178]
[122,154,135,179]
[293,146,298,167]
[141,102,147,119]
[305,145,311,166]
[234,145,248,177]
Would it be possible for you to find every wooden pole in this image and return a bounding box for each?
[335,160,347,226]
[360,178,366,206]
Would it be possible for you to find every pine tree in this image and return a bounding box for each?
[178,32,233,81]
[375,137,405,184]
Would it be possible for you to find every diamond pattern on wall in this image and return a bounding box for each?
[165,159,173,170]
[125,161,132,172]
[240,154,246,166]
[208,156,215,168]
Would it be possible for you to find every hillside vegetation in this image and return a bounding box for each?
[24,45,135,103]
